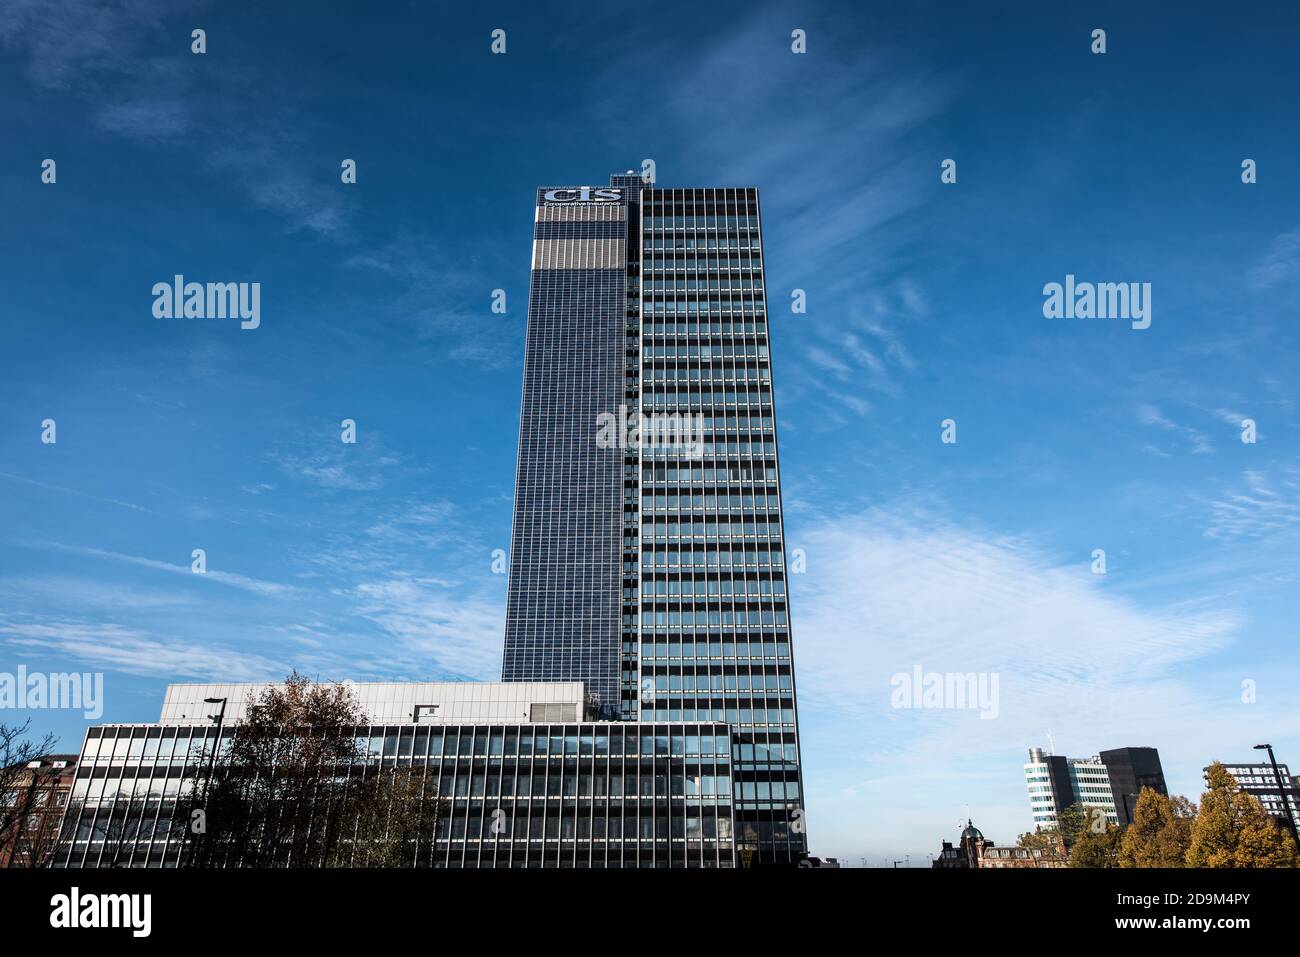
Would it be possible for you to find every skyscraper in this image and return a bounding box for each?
[503,174,807,864]
[52,173,805,870]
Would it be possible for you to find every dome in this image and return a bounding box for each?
[960,819,984,841]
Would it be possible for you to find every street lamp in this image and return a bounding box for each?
[1253,744,1299,849]
[179,697,226,867]
[202,698,228,800]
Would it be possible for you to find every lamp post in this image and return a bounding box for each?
[1253,744,1299,849]
[179,696,226,867]
[202,698,228,805]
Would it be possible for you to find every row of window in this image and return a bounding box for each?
[60,768,797,806]
[637,548,780,564]
[641,512,782,525]
[639,579,785,597]
[642,490,779,505]
[640,674,794,692]
[638,403,774,419]
[642,216,760,228]
[80,727,735,759]
[641,258,763,271]
[642,278,763,290]
[636,641,792,659]
[643,369,770,385]
[644,301,766,315]
[638,707,796,727]
[642,514,780,530]
[634,425,775,441]
[643,344,770,358]
[643,238,761,251]
[640,460,775,475]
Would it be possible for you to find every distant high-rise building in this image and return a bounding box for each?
[500,174,807,865]
[1024,746,1119,828]
[1099,747,1168,826]
[1209,760,1300,824]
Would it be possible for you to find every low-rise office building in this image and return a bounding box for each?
[54,681,738,868]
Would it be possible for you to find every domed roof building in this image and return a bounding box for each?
[932,818,990,868]
[933,818,1067,869]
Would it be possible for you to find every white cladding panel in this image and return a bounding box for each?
[158,681,585,725]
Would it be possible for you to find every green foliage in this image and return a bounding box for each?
[1069,823,1122,867]
[1023,802,1102,849]
[1186,762,1299,868]
[1118,788,1195,868]
[1017,827,1060,853]
[177,673,447,868]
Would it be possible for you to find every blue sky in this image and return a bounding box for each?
[2,0,1299,864]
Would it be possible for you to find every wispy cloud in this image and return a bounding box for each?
[343,234,517,367]
[0,471,155,514]
[42,543,294,597]
[0,576,190,611]
[269,440,401,493]
[0,620,280,680]
[1137,403,1214,455]
[0,0,171,92]
[0,0,347,239]
[788,501,1268,854]
[1247,225,1300,291]
[97,96,190,139]
[350,577,503,680]
[1202,467,1300,540]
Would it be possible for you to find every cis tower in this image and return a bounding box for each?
[502,172,806,864]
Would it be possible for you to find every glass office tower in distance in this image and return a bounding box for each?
[503,174,807,864]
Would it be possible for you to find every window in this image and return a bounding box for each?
[413,704,439,723]
[529,703,577,722]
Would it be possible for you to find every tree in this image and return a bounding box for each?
[0,720,59,868]
[1118,788,1195,868]
[177,673,447,867]
[1055,802,1097,847]
[1070,823,1123,867]
[1017,826,1059,853]
[1017,802,1099,854]
[346,766,442,868]
[1186,763,1299,868]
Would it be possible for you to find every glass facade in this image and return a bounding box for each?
[636,186,805,864]
[503,177,807,865]
[56,721,736,868]
[500,188,630,714]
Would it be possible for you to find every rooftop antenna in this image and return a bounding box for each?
[1047,730,1056,755]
